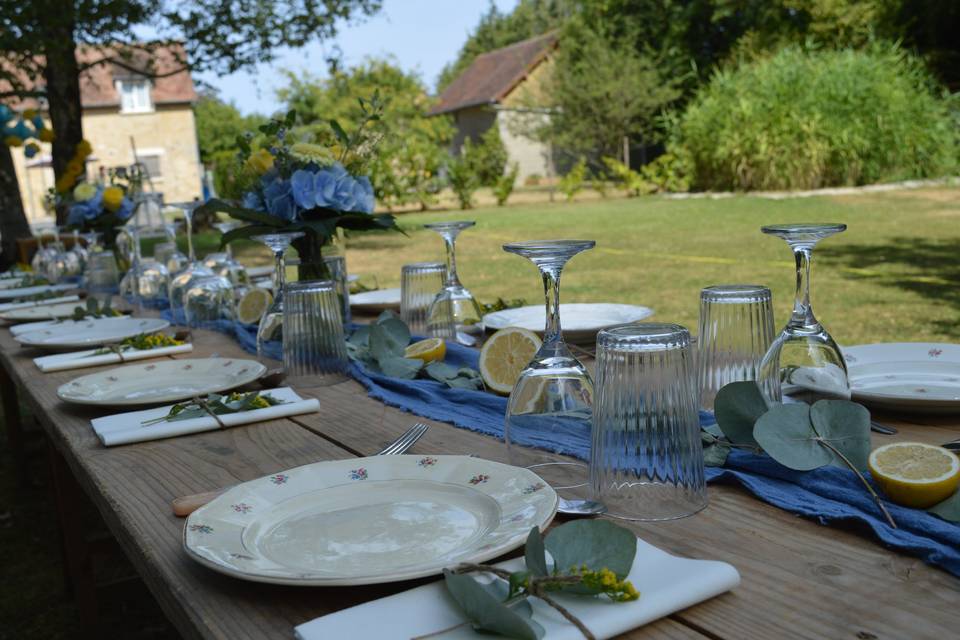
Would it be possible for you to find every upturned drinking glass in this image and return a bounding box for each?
[184,275,235,326]
[591,323,707,521]
[323,254,351,328]
[425,221,484,345]
[85,251,120,305]
[697,284,776,411]
[119,225,169,311]
[254,232,304,365]
[502,239,595,497]
[400,261,446,336]
[757,223,849,404]
[206,221,248,286]
[283,280,348,387]
[168,206,215,321]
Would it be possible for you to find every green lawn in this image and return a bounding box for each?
[209,186,959,345]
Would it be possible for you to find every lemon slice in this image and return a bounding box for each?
[237,288,272,325]
[478,327,542,395]
[868,442,960,508]
[404,337,446,363]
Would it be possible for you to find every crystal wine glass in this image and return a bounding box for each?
[425,221,484,345]
[168,205,215,322]
[502,239,596,498]
[119,225,170,312]
[205,221,247,286]
[757,223,849,403]
[254,232,304,365]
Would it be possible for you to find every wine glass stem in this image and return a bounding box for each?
[185,214,195,263]
[541,266,563,346]
[442,233,460,287]
[273,249,286,295]
[790,245,816,327]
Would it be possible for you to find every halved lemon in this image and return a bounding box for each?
[404,337,446,363]
[478,327,542,395]
[237,288,272,325]
[868,442,960,509]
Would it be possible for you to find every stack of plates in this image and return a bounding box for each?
[483,303,654,343]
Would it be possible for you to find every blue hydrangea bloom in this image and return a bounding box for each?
[242,191,264,211]
[352,176,375,214]
[67,188,105,225]
[262,176,297,222]
[115,197,135,221]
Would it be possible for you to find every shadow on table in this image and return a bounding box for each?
[821,237,960,339]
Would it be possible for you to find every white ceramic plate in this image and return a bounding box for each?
[57,357,267,406]
[15,316,170,349]
[184,455,557,586]
[844,342,960,413]
[350,287,401,312]
[0,301,87,322]
[484,303,655,343]
[0,283,75,300]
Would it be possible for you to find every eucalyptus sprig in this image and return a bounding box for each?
[14,274,50,288]
[347,311,484,390]
[713,382,896,528]
[92,331,183,355]
[415,521,639,640]
[481,297,527,314]
[141,391,285,426]
[66,297,121,322]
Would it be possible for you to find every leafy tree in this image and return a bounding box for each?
[447,140,480,210]
[0,0,381,226]
[194,93,267,165]
[468,126,508,187]
[494,163,519,206]
[278,59,453,209]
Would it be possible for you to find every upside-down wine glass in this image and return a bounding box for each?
[254,232,304,366]
[502,239,596,498]
[757,223,849,404]
[205,221,247,286]
[425,221,484,345]
[168,205,215,322]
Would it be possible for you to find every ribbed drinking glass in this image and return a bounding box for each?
[282,280,348,387]
[85,251,119,305]
[400,261,446,336]
[697,284,775,411]
[591,323,707,521]
[323,254,351,328]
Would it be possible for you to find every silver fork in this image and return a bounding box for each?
[171,422,430,516]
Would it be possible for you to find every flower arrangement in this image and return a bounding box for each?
[195,97,399,280]
[0,104,55,160]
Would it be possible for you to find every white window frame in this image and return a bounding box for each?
[134,147,164,181]
[116,78,153,114]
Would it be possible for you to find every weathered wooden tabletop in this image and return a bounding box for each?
[1,316,958,640]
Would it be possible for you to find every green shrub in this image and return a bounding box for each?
[471,126,509,186]
[640,152,691,193]
[673,43,959,191]
[558,157,588,200]
[602,157,652,197]
[447,140,480,209]
[494,163,519,206]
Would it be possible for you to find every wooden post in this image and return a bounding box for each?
[623,135,630,168]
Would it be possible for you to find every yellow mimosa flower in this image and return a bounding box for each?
[102,186,125,212]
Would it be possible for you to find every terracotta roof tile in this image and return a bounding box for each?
[430,32,557,115]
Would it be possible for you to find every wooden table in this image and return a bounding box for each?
[1,321,958,640]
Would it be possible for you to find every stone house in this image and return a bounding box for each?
[430,33,557,183]
[10,45,203,223]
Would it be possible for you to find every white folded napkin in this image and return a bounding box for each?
[0,283,75,300]
[0,294,80,313]
[34,343,194,372]
[295,537,740,640]
[90,386,320,447]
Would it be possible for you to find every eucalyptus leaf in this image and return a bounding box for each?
[545,520,636,579]
[702,422,724,438]
[193,198,282,227]
[928,489,960,523]
[369,319,408,361]
[809,400,871,471]
[714,381,767,447]
[443,571,543,640]
[524,527,548,577]
[347,325,370,348]
[378,356,423,379]
[424,361,459,380]
[753,404,833,471]
[703,442,730,467]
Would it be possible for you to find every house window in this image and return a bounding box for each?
[137,153,162,179]
[117,79,152,113]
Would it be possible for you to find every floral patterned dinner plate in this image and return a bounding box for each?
[14,316,169,350]
[57,357,266,406]
[484,303,654,343]
[844,343,960,413]
[184,455,558,586]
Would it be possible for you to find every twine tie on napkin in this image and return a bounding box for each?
[192,396,227,429]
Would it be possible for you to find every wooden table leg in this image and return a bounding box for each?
[0,364,27,484]
[47,442,99,638]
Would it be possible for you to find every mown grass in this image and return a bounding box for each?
[236,186,960,345]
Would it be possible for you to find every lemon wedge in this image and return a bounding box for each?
[404,337,446,363]
[868,442,960,508]
[478,327,542,395]
[237,288,272,325]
